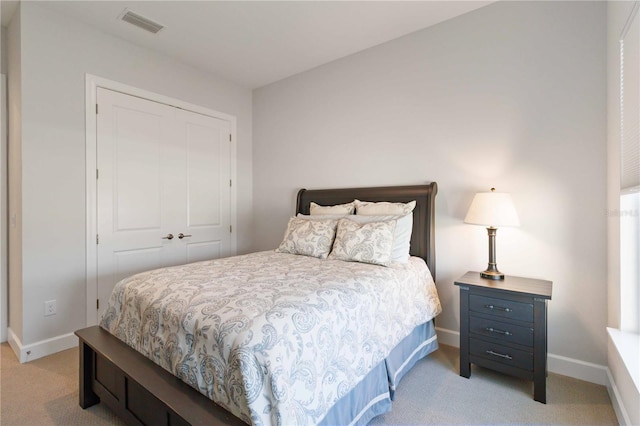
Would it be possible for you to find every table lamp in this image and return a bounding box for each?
[464,188,520,280]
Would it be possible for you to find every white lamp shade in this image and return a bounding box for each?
[464,191,520,227]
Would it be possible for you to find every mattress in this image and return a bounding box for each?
[100,250,442,425]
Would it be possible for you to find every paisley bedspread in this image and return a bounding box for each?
[100,251,441,425]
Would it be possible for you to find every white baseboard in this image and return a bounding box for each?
[7,327,78,363]
[436,326,459,348]
[435,326,609,386]
[547,353,609,386]
[606,367,633,426]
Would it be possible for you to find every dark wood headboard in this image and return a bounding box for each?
[296,183,438,281]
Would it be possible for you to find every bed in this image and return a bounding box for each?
[76,183,440,426]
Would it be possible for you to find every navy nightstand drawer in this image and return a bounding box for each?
[470,337,533,371]
[469,294,533,322]
[470,315,534,347]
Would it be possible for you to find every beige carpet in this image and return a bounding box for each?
[0,342,618,425]
[0,342,125,426]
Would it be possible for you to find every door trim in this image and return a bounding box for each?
[85,74,237,326]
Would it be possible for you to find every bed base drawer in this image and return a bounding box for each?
[92,359,190,426]
[77,326,245,426]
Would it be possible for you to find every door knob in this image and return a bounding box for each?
[162,233,174,240]
[178,233,192,239]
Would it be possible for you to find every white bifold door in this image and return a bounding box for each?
[96,88,231,318]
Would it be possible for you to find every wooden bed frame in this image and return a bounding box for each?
[76,182,438,426]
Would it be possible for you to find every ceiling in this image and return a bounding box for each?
[2,1,492,89]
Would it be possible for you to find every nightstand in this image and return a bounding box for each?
[454,271,552,403]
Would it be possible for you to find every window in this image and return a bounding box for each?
[620,2,640,333]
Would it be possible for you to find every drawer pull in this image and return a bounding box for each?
[485,327,512,336]
[485,304,512,313]
[486,350,513,360]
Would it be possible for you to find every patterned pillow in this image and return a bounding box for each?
[310,201,355,215]
[354,199,416,216]
[329,218,396,266]
[336,214,413,263]
[276,217,338,259]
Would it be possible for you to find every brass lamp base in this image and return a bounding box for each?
[481,226,505,280]
[480,269,505,280]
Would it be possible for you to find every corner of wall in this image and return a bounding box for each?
[7,3,23,343]
[1,26,9,75]
[1,73,7,343]
[7,327,77,363]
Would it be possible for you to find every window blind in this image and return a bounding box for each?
[621,3,640,192]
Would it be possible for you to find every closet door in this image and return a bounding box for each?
[96,88,231,317]
[172,108,231,266]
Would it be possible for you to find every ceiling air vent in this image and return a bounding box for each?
[119,9,164,34]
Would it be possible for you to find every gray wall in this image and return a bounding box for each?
[1,26,7,75]
[10,2,253,348]
[253,1,608,367]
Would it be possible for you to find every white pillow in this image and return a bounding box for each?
[299,213,412,263]
[310,201,355,215]
[296,213,347,220]
[328,218,396,267]
[275,217,338,259]
[354,199,416,216]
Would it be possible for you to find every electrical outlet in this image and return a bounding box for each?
[44,300,56,316]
